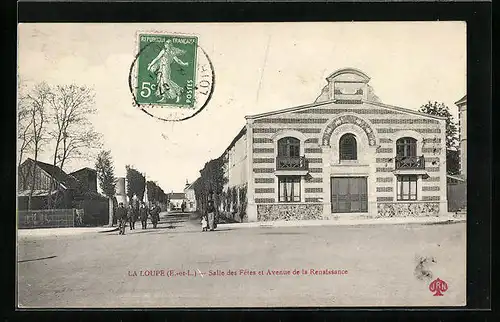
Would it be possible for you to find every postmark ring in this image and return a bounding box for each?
[128,33,215,122]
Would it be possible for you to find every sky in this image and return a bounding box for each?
[17,22,466,193]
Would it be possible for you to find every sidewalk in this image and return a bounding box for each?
[17,226,118,238]
[218,214,466,230]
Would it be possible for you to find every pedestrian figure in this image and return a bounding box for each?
[207,192,216,231]
[150,203,160,229]
[127,204,136,230]
[201,213,208,232]
[116,202,127,235]
[132,203,139,229]
[139,202,148,229]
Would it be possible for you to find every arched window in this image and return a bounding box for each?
[339,134,357,160]
[396,137,417,157]
[278,137,300,157]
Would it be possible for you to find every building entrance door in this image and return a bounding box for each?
[331,177,368,213]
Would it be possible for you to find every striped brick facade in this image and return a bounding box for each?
[222,68,447,222]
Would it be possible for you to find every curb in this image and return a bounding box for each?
[218,217,466,230]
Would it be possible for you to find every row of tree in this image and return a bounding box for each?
[95,151,169,225]
[18,82,102,209]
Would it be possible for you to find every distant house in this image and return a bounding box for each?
[167,192,186,210]
[18,158,108,225]
[183,179,198,212]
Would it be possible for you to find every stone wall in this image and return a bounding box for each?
[376,202,440,218]
[257,203,324,221]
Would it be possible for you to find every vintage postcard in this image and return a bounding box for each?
[16,22,466,308]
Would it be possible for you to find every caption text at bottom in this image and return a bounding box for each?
[128,268,349,277]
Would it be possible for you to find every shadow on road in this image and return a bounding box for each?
[18,255,57,263]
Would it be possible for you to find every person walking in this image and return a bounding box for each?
[139,202,148,229]
[131,204,138,230]
[201,213,208,232]
[150,203,159,229]
[207,193,216,231]
[127,204,135,230]
[116,202,127,235]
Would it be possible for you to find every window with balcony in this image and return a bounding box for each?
[278,176,301,202]
[395,137,424,169]
[396,175,418,201]
[276,137,307,170]
[339,133,357,161]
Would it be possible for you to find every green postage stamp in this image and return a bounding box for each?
[136,34,198,107]
[130,32,215,121]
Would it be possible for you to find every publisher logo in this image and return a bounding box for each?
[429,278,448,296]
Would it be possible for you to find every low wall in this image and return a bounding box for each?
[257,203,324,221]
[73,199,109,226]
[376,202,440,218]
[447,182,466,212]
[18,209,78,229]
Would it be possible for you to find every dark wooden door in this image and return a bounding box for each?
[331,177,368,213]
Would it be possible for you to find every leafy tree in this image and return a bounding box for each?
[194,157,228,215]
[126,165,146,203]
[95,151,117,197]
[419,101,460,175]
[446,149,460,176]
[95,150,117,225]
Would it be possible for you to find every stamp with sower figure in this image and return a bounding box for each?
[129,32,215,121]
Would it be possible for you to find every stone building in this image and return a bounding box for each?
[219,68,448,222]
[455,95,467,179]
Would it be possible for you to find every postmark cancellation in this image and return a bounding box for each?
[129,31,215,121]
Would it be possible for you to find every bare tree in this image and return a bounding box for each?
[23,82,50,210]
[48,84,103,170]
[17,100,33,167]
[45,84,103,208]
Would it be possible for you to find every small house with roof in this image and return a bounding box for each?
[17,158,109,224]
[167,192,186,210]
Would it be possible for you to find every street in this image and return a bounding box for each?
[17,212,466,307]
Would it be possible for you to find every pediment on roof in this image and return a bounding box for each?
[326,68,370,83]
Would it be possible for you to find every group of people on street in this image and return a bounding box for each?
[116,202,161,235]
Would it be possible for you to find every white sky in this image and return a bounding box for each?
[17,22,466,193]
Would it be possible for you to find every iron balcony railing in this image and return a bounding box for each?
[395,155,425,170]
[276,156,309,171]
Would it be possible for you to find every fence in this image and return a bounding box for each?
[18,209,81,229]
[447,182,467,212]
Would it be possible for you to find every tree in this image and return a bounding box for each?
[17,100,33,167]
[21,82,50,210]
[194,157,228,215]
[419,101,460,175]
[126,165,146,204]
[95,150,117,226]
[48,84,102,171]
